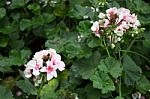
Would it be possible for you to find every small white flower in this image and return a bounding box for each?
[98,12,105,19]
[6,1,11,5]
[91,21,99,32]
[83,15,89,19]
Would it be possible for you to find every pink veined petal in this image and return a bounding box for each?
[47,71,57,80]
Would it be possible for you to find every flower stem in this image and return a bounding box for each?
[118,49,122,98]
[103,38,111,57]
[120,50,150,63]
[36,77,44,99]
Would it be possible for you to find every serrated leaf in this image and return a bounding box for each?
[0,8,6,19]
[90,70,115,93]
[0,49,31,73]
[0,57,13,73]
[71,51,101,79]
[16,80,37,95]
[136,76,150,94]
[0,86,14,99]
[40,79,58,99]
[98,57,122,78]
[123,55,142,85]
[87,38,100,48]
[77,21,91,37]
[19,19,32,31]
[9,49,31,66]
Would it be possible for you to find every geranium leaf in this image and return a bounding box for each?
[123,55,142,85]
[90,70,115,94]
[0,86,14,99]
[40,79,58,99]
[16,80,37,95]
[98,57,122,78]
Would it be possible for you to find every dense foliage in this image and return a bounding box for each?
[0,0,150,99]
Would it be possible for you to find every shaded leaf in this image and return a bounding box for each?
[19,19,32,31]
[123,55,142,85]
[0,35,9,47]
[0,85,14,99]
[85,84,100,99]
[16,80,37,95]
[0,8,6,19]
[71,51,101,79]
[10,0,25,9]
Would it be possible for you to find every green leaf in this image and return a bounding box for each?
[123,55,142,85]
[69,4,93,19]
[90,70,115,94]
[64,42,92,59]
[0,57,13,73]
[10,0,25,9]
[77,21,91,37]
[0,86,14,99]
[31,16,44,27]
[0,35,8,47]
[133,0,150,14]
[9,49,31,66]
[42,13,56,23]
[115,96,124,99]
[19,19,32,31]
[16,80,37,95]
[72,51,101,79]
[0,25,18,34]
[40,79,58,99]
[136,76,150,94]
[85,84,100,99]
[98,57,122,78]
[0,8,6,19]
[54,3,67,16]
[87,38,100,48]
[27,3,41,14]
[0,49,31,73]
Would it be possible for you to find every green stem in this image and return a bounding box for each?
[121,39,135,60]
[119,76,122,97]
[118,49,122,97]
[36,77,44,99]
[103,38,111,57]
[120,50,150,63]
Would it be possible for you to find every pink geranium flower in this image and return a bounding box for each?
[40,61,57,80]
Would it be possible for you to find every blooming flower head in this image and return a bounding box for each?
[91,7,141,48]
[24,48,65,85]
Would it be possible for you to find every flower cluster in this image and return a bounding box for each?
[24,48,65,86]
[91,7,141,48]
